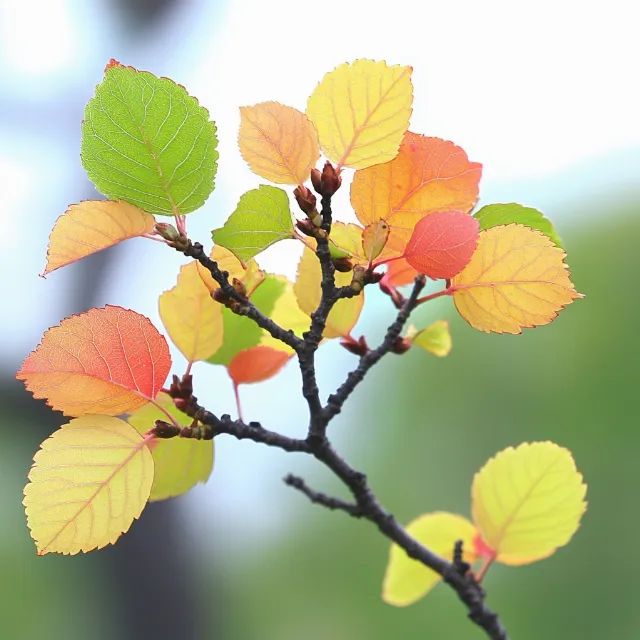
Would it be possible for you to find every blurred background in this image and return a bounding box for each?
[1,0,638,638]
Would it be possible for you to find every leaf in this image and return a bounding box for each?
[401,211,479,279]
[362,220,390,262]
[16,306,171,416]
[351,133,482,252]
[228,346,292,386]
[196,245,265,295]
[159,262,223,363]
[472,442,587,565]
[474,203,563,248]
[81,62,218,215]
[409,321,452,357]
[239,101,320,184]
[383,513,478,606]
[294,246,364,339]
[208,274,286,366]
[128,392,213,501]
[306,59,413,169]
[451,225,582,334]
[42,200,156,276]
[328,222,368,265]
[260,283,311,354]
[381,259,420,288]
[23,416,153,555]
[212,185,295,264]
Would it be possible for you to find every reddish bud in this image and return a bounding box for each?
[154,222,181,242]
[232,277,247,298]
[296,218,316,237]
[310,168,323,194]
[333,256,354,273]
[340,335,370,357]
[152,420,181,439]
[379,278,406,309]
[293,185,317,216]
[390,336,412,355]
[309,162,342,197]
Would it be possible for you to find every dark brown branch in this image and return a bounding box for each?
[324,274,426,422]
[176,239,303,353]
[284,474,363,517]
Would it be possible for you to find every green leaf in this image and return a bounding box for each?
[474,203,563,248]
[127,392,214,501]
[212,185,295,263]
[207,274,286,366]
[81,61,218,216]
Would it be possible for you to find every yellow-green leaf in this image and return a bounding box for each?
[239,101,320,184]
[24,416,153,555]
[472,442,587,565]
[328,222,368,265]
[196,245,265,295]
[408,321,452,357]
[212,185,295,264]
[306,59,413,169]
[159,262,224,363]
[383,512,477,606]
[128,393,214,501]
[294,246,364,339]
[452,225,582,334]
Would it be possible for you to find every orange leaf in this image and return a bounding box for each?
[228,346,292,386]
[16,306,171,416]
[451,225,582,333]
[42,200,156,276]
[159,262,223,363]
[24,416,153,555]
[239,102,320,184]
[351,133,482,252]
[472,442,587,565]
[381,259,420,288]
[401,211,479,279]
[307,59,413,169]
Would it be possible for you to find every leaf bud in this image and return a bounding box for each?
[310,167,323,194]
[154,222,181,242]
[232,277,247,298]
[293,185,318,216]
[333,256,354,273]
[340,335,370,357]
[390,336,412,355]
[320,161,342,196]
[152,420,181,439]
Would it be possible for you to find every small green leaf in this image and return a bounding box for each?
[212,185,295,263]
[207,274,286,366]
[81,61,218,216]
[409,321,452,357]
[474,203,563,248]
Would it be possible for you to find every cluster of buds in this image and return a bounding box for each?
[212,277,247,312]
[293,185,323,228]
[154,222,190,251]
[340,334,369,357]
[310,160,342,198]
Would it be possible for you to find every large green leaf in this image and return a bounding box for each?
[474,203,563,248]
[81,61,218,216]
[212,185,295,263]
[207,274,286,366]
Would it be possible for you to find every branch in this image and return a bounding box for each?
[284,474,363,517]
[324,274,426,421]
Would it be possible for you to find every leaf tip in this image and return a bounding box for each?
[104,58,123,73]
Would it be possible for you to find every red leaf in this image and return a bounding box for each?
[228,346,292,386]
[402,211,479,279]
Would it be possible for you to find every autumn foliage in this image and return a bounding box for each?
[18,57,584,637]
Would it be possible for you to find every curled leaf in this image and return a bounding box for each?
[408,321,452,357]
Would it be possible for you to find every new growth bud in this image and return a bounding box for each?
[310,161,342,197]
[340,335,370,357]
[293,185,318,216]
[154,222,181,242]
[390,336,412,355]
[333,257,354,273]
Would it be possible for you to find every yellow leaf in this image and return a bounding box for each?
[239,101,320,184]
[451,225,582,334]
[306,59,413,169]
[362,220,390,261]
[329,222,368,265]
[24,416,153,555]
[159,262,224,363]
[196,245,265,294]
[383,513,477,606]
[128,393,214,501]
[261,283,310,354]
[42,200,156,276]
[409,321,452,357]
[351,133,482,254]
[294,246,364,339]
[472,442,587,566]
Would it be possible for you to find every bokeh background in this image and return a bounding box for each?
[1,0,638,638]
